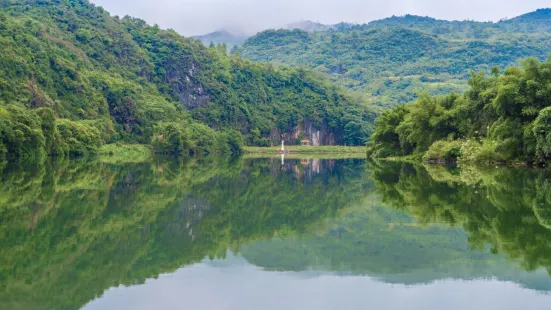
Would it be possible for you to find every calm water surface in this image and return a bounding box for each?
[2,157,551,310]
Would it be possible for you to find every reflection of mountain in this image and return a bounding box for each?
[4,157,551,309]
[0,157,371,310]
[369,162,551,281]
[240,200,551,292]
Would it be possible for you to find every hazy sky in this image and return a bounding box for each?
[90,0,550,36]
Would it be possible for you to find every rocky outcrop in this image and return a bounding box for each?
[270,119,341,146]
[165,60,210,109]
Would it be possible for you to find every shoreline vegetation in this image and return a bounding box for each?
[243,152,367,159]
[244,145,367,154]
[1,144,368,166]
[367,57,551,166]
[98,144,153,163]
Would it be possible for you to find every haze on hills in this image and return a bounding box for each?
[90,0,550,36]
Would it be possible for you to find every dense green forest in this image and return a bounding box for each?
[0,0,375,160]
[367,57,551,164]
[236,9,551,106]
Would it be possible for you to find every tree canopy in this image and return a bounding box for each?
[367,57,551,164]
[0,0,375,160]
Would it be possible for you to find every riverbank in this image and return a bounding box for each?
[244,146,367,155]
[244,153,367,159]
[98,144,153,164]
[93,144,370,163]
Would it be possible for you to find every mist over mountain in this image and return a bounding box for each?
[233,9,551,106]
[193,20,347,50]
[193,30,248,49]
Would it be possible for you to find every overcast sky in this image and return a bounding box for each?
[90,0,551,36]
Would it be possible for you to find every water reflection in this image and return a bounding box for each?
[369,161,551,275]
[1,157,551,309]
[0,157,368,310]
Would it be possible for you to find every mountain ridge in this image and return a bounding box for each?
[193,8,551,49]
[236,8,551,106]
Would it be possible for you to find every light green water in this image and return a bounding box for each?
[1,157,551,310]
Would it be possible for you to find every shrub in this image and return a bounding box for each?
[218,129,244,155]
[0,105,46,158]
[533,107,551,162]
[151,122,190,155]
[188,122,220,155]
[459,139,507,164]
[423,140,463,162]
[56,119,103,156]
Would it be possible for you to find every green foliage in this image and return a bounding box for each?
[56,119,103,156]
[533,106,551,161]
[218,129,245,155]
[423,140,463,162]
[0,104,46,158]
[150,121,244,155]
[238,10,551,107]
[366,105,408,157]
[0,104,104,158]
[245,145,366,155]
[369,58,551,164]
[151,122,190,155]
[0,0,372,159]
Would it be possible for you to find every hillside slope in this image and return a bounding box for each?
[237,9,551,106]
[0,0,374,159]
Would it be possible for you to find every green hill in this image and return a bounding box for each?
[0,0,375,160]
[237,9,551,106]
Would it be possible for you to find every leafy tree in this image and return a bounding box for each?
[368,57,551,164]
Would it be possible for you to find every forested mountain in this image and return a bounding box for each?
[0,0,374,159]
[237,9,551,106]
[285,20,336,32]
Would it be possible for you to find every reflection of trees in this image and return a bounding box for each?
[0,157,370,310]
[370,161,551,274]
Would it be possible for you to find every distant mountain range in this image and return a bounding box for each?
[220,8,551,106]
[193,30,248,49]
[194,9,551,49]
[192,20,354,49]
